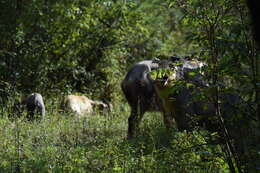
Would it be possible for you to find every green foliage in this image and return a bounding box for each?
[0,0,259,172]
[150,68,174,81]
[0,0,193,103]
[0,106,230,173]
[170,0,257,88]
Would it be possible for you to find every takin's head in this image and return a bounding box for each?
[91,100,111,113]
[12,93,45,120]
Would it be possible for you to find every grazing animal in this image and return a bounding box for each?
[121,58,177,138]
[153,59,248,132]
[61,95,108,116]
[153,60,248,164]
[14,93,45,120]
[152,59,241,132]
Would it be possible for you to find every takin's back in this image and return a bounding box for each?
[63,95,93,115]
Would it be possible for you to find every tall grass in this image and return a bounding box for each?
[0,102,229,173]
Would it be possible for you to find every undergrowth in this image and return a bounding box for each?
[0,103,229,173]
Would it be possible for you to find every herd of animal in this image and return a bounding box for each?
[121,56,248,161]
[13,93,109,120]
[120,56,251,169]
[121,56,212,138]
[13,56,246,146]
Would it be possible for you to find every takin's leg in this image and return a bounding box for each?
[163,111,175,133]
[27,106,35,121]
[161,98,176,133]
[128,106,138,139]
[125,92,139,139]
[36,101,45,120]
[35,105,45,120]
[127,97,148,139]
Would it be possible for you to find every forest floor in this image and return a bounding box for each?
[0,102,229,173]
